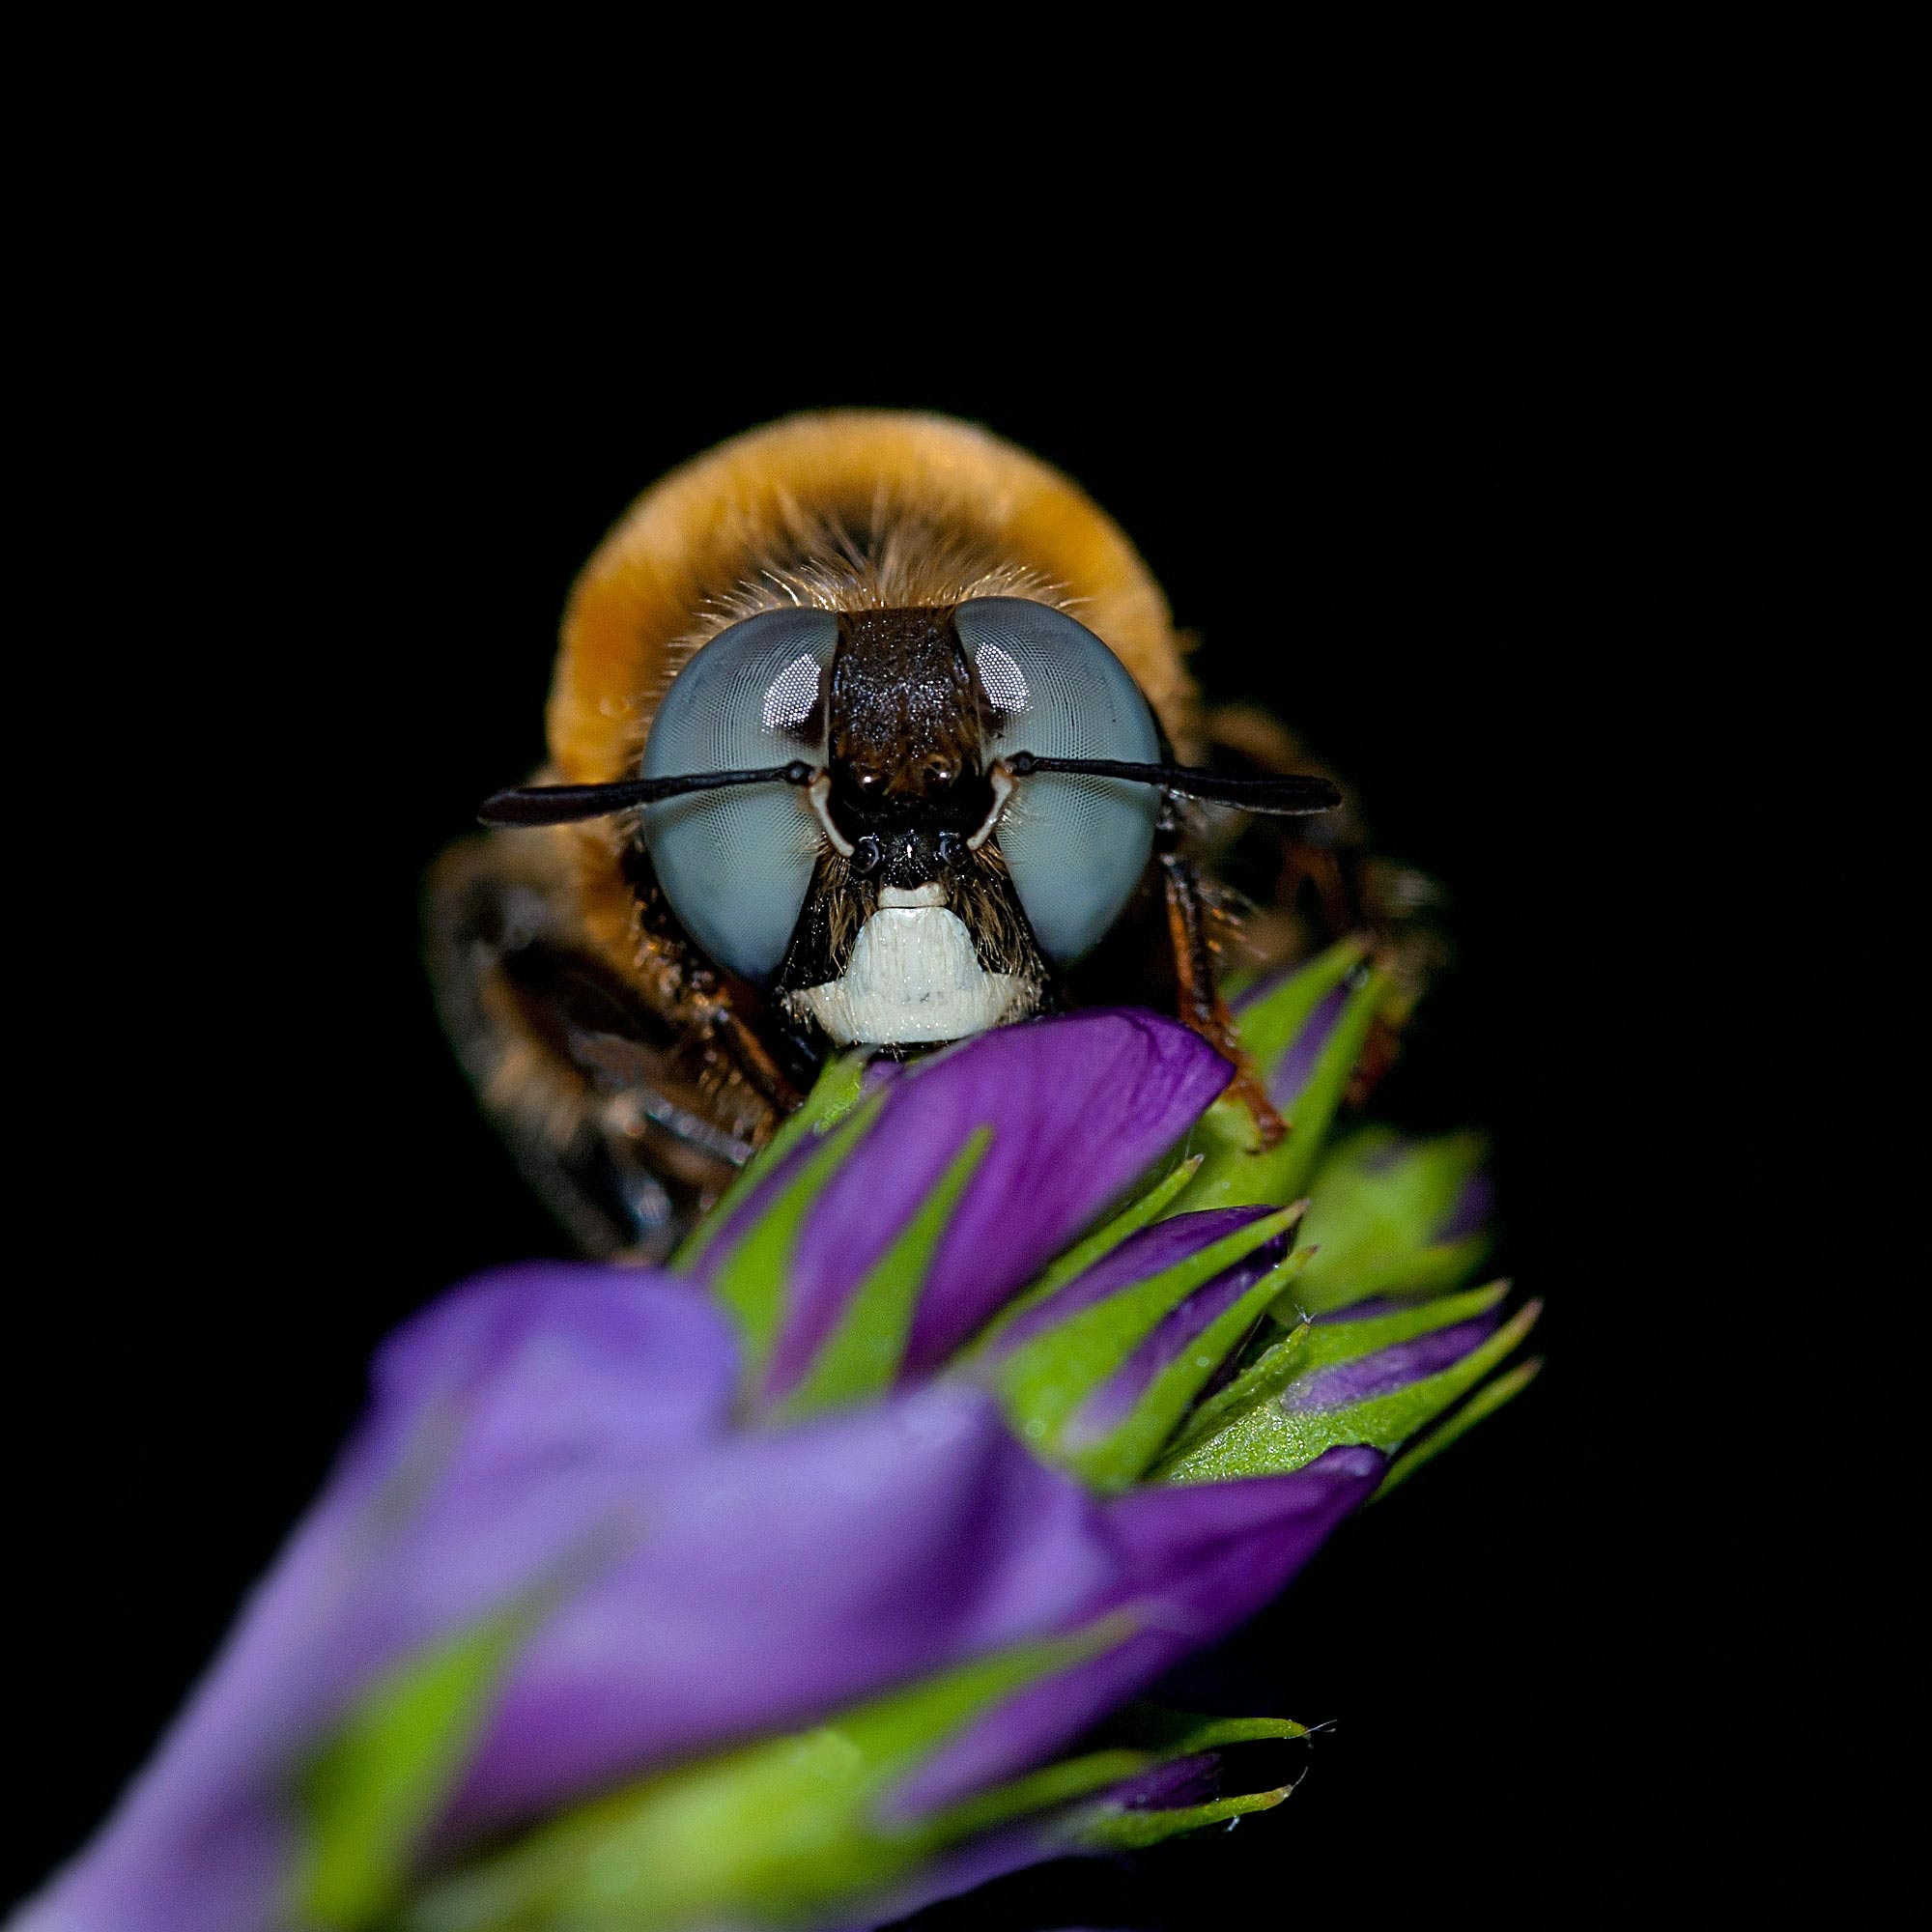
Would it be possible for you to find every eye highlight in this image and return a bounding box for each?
[759,651,824,734]
[976,640,1031,715]
[641,609,838,983]
[954,598,1163,963]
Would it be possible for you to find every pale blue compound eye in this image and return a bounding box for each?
[954,598,1162,963]
[641,609,838,983]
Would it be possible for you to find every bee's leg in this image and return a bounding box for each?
[1158,844,1288,1149]
[430,832,772,1261]
[701,993,808,1118]
[1196,702,1441,1113]
[620,842,811,1117]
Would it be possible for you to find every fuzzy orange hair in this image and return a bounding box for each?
[548,410,1197,783]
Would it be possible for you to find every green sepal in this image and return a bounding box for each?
[1292,1125,1492,1317]
[1173,942,1385,1215]
[696,1086,886,1384]
[1153,1297,1543,1485]
[1110,1705,1309,1751]
[1158,1324,1311,1465]
[923,1747,1151,1842]
[944,1712,1304,1847]
[1376,1354,1544,1497]
[978,1208,1302,1485]
[669,1049,868,1275]
[1076,1779,1294,1850]
[297,1605,535,1931]
[776,1128,992,1416]
[1174,1280,1507,1470]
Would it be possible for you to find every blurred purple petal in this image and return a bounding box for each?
[1102,1750,1223,1812]
[766,1012,1231,1394]
[443,1381,1126,1834]
[828,1815,1092,1932]
[43,1264,1340,1921]
[23,1266,739,1932]
[834,1756,1223,1931]
[14,1799,288,1932]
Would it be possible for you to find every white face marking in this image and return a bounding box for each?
[878,882,946,908]
[787,906,1028,1046]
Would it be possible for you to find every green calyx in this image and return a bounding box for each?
[395,1633,1307,1932]
[398,1631,1089,1932]
[1291,1124,1492,1317]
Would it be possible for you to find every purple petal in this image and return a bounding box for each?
[13,1800,291,1932]
[766,1011,1231,1394]
[29,1246,1371,1930]
[1266,983,1349,1105]
[370,1261,742,1474]
[1063,1235,1288,1443]
[985,1208,1277,1361]
[1285,1315,1502,1412]
[32,1270,1181,1916]
[1098,1748,1225,1815]
[888,1446,1384,1818]
[441,1381,1127,1835]
[826,1814,1092,1932]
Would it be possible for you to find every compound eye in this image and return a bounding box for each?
[640,608,838,982]
[954,598,1163,962]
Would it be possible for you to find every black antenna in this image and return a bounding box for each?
[477,754,1340,828]
[1004,753,1342,816]
[479,761,815,827]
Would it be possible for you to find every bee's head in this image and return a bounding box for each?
[479,599,1340,1048]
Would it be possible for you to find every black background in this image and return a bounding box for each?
[12,269,1838,1921]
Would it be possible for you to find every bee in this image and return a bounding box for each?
[430,412,1421,1259]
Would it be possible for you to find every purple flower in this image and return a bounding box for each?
[22,956,1534,1932]
[22,1266,1379,1932]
